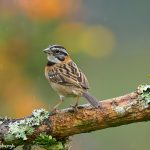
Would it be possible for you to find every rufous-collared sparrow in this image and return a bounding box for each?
[43,45,100,110]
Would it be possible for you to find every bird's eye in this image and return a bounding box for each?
[55,50,60,54]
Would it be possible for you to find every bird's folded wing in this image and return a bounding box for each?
[48,61,89,89]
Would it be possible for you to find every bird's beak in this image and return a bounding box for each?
[43,48,50,53]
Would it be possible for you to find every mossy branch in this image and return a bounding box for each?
[0,84,150,149]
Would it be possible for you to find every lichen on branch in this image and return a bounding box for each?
[5,109,49,141]
[0,84,150,149]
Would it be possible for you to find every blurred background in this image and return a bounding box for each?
[0,0,150,149]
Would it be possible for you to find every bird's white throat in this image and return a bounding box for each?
[47,54,61,63]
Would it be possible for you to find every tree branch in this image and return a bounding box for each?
[0,84,150,149]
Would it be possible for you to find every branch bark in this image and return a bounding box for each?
[0,84,150,149]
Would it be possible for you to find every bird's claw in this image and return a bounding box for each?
[70,103,78,112]
[49,107,61,115]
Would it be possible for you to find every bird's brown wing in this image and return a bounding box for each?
[48,61,89,89]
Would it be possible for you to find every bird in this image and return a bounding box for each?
[43,44,100,110]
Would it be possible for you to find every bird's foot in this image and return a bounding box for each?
[49,107,60,115]
[70,103,79,112]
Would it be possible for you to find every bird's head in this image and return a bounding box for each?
[43,45,69,64]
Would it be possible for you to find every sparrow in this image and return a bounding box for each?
[43,44,100,110]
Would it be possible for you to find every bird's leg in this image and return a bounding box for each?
[50,99,64,114]
[70,96,80,112]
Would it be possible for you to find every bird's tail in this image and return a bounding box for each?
[82,91,100,108]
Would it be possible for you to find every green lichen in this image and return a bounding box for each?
[5,109,49,142]
[34,133,69,150]
[0,118,4,125]
[137,84,150,108]
[112,99,137,117]
[8,124,34,141]
[112,84,150,116]
[138,84,150,99]
[113,102,135,117]
[2,109,70,149]
[0,116,11,125]
[114,106,126,116]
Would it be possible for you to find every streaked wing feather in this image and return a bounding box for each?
[48,72,65,83]
[48,61,89,89]
[59,61,89,89]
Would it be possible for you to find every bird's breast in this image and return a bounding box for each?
[50,82,82,97]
